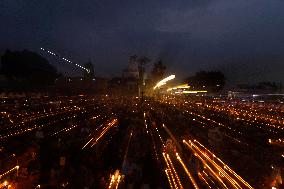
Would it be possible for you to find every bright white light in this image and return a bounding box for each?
[154,75,175,89]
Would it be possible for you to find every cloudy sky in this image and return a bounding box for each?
[1,0,284,86]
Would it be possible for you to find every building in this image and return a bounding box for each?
[122,55,139,79]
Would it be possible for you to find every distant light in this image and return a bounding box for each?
[182,90,207,94]
[167,84,190,91]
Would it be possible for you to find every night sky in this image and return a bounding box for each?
[1,0,284,86]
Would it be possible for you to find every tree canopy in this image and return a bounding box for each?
[185,71,225,93]
[151,60,166,82]
[1,49,58,86]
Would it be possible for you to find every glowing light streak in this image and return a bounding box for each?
[193,140,253,189]
[108,175,115,189]
[40,47,90,73]
[115,175,121,189]
[198,172,212,188]
[184,139,253,189]
[162,153,180,189]
[183,140,229,189]
[188,140,241,188]
[165,169,174,189]
[166,154,183,189]
[167,84,190,91]
[154,75,175,89]
[182,90,207,94]
[155,126,165,147]
[175,153,199,189]
[0,165,19,179]
[90,119,117,147]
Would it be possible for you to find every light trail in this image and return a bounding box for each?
[50,124,78,136]
[192,140,253,189]
[90,119,117,147]
[82,138,93,149]
[144,112,148,133]
[154,75,175,89]
[198,172,212,188]
[40,47,90,73]
[165,169,174,189]
[149,128,159,161]
[182,90,207,94]
[163,153,179,189]
[201,102,284,132]
[82,119,118,149]
[108,170,123,189]
[184,110,234,131]
[166,154,184,189]
[108,175,115,189]
[155,126,165,147]
[183,140,229,189]
[0,107,90,140]
[186,140,241,188]
[202,170,220,189]
[162,153,181,189]
[167,84,191,91]
[115,175,121,189]
[82,122,106,149]
[0,165,19,179]
[175,153,199,189]
[183,139,253,189]
[122,131,133,168]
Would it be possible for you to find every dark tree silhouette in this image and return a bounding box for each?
[1,49,58,86]
[185,71,225,93]
[151,60,166,82]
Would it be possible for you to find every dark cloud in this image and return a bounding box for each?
[0,0,283,84]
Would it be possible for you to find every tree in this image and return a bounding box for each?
[185,71,225,93]
[1,49,58,86]
[151,60,166,82]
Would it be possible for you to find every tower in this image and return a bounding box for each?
[123,55,139,78]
